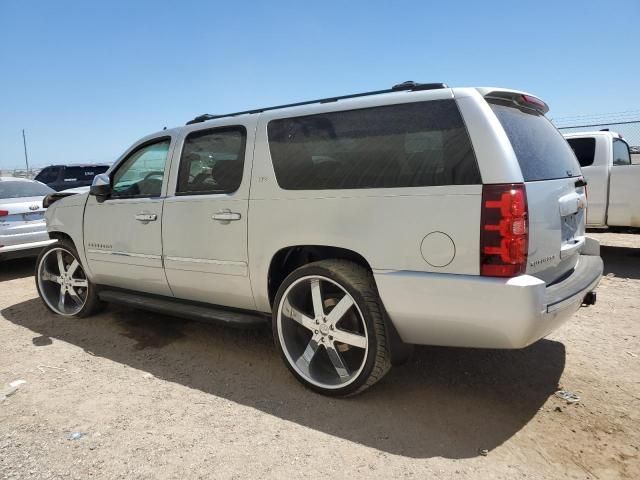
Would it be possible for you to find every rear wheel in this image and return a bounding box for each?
[273,260,391,396]
[35,240,102,317]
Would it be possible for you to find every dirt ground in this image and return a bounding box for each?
[0,232,638,479]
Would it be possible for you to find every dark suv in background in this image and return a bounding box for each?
[34,164,110,191]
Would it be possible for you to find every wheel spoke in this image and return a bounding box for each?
[57,287,66,311]
[282,297,315,331]
[41,269,61,284]
[310,278,324,318]
[67,287,83,306]
[70,278,88,288]
[56,250,66,275]
[332,328,367,349]
[326,344,350,378]
[296,337,320,369]
[66,260,80,277]
[326,294,354,325]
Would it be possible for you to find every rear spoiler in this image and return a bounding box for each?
[477,88,549,114]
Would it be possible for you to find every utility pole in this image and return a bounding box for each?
[22,129,30,176]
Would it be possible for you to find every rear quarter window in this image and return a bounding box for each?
[35,167,59,184]
[267,99,481,190]
[489,102,581,181]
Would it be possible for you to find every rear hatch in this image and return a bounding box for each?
[487,97,586,284]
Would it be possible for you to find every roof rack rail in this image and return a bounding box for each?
[186,81,448,125]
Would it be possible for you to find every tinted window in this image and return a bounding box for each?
[66,166,108,179]
[112,139,170,198]
[267,100,480,190]
[566,138,596,167]
[613,139,631,166]
[489,102,581,181]
[62,167,85,181]
[35,167,59,184]
[0,181,54,199]
[177,127,246,195]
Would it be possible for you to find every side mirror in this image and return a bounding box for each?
[89,173,111,202]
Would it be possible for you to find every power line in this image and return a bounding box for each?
[556,119,640,129]
[552,109,640,122]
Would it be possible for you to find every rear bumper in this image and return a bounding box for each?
[374,253,603,349]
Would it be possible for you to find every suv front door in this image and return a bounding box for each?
[162,124,255,310]
[84,137,173,296]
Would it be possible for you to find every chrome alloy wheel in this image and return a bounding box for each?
[37,247,89,316]
[277,275,368,389]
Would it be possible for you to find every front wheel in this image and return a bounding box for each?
[35,240,102,317]
[273,260,391,396]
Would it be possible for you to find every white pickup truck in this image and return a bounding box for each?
[564,131,640,228]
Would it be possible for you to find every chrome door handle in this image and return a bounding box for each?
[135,213,157,222]
[212,210,241,222]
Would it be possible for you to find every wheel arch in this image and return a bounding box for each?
[267,245,372,309]
[48,231,75,246]
[266,245,413,366]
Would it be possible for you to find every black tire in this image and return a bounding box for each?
[273,259,391,396]
[35,239,103,318]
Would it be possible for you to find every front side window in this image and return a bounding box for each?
[267,100,480,190]
[176,127,246,195]
[566,137,596,167]
[111,139,171,198]
[613,139,631,166]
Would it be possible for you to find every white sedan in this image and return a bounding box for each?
[0,177,56,260]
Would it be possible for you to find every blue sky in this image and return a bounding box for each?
[1,0,638,169]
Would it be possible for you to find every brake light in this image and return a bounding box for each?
[520,94,548,112]
[480,183,528,277]
[0,210,8,217]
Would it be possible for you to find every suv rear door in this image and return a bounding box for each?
[488,99,586,284]
[161,121,255,310]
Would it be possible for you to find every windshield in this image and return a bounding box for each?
[0,181,54,199]
[489,101,581,181]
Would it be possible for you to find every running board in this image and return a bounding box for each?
[98,290,268,328]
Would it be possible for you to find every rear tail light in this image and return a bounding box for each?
[0,210,8,217]
[480,183,528,277]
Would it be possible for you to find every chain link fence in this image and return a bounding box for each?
[556,120,640,164]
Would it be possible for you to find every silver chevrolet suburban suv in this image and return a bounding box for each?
[37,82,603,396]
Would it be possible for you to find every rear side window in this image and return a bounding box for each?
[566,138,596,167]
[613,139,631,166]
[176,126,246,195]
[489,102,581,181]
[267,100,480,190]
[62,167,85,181]
[35,167,59,184]
[79,166,109,178]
